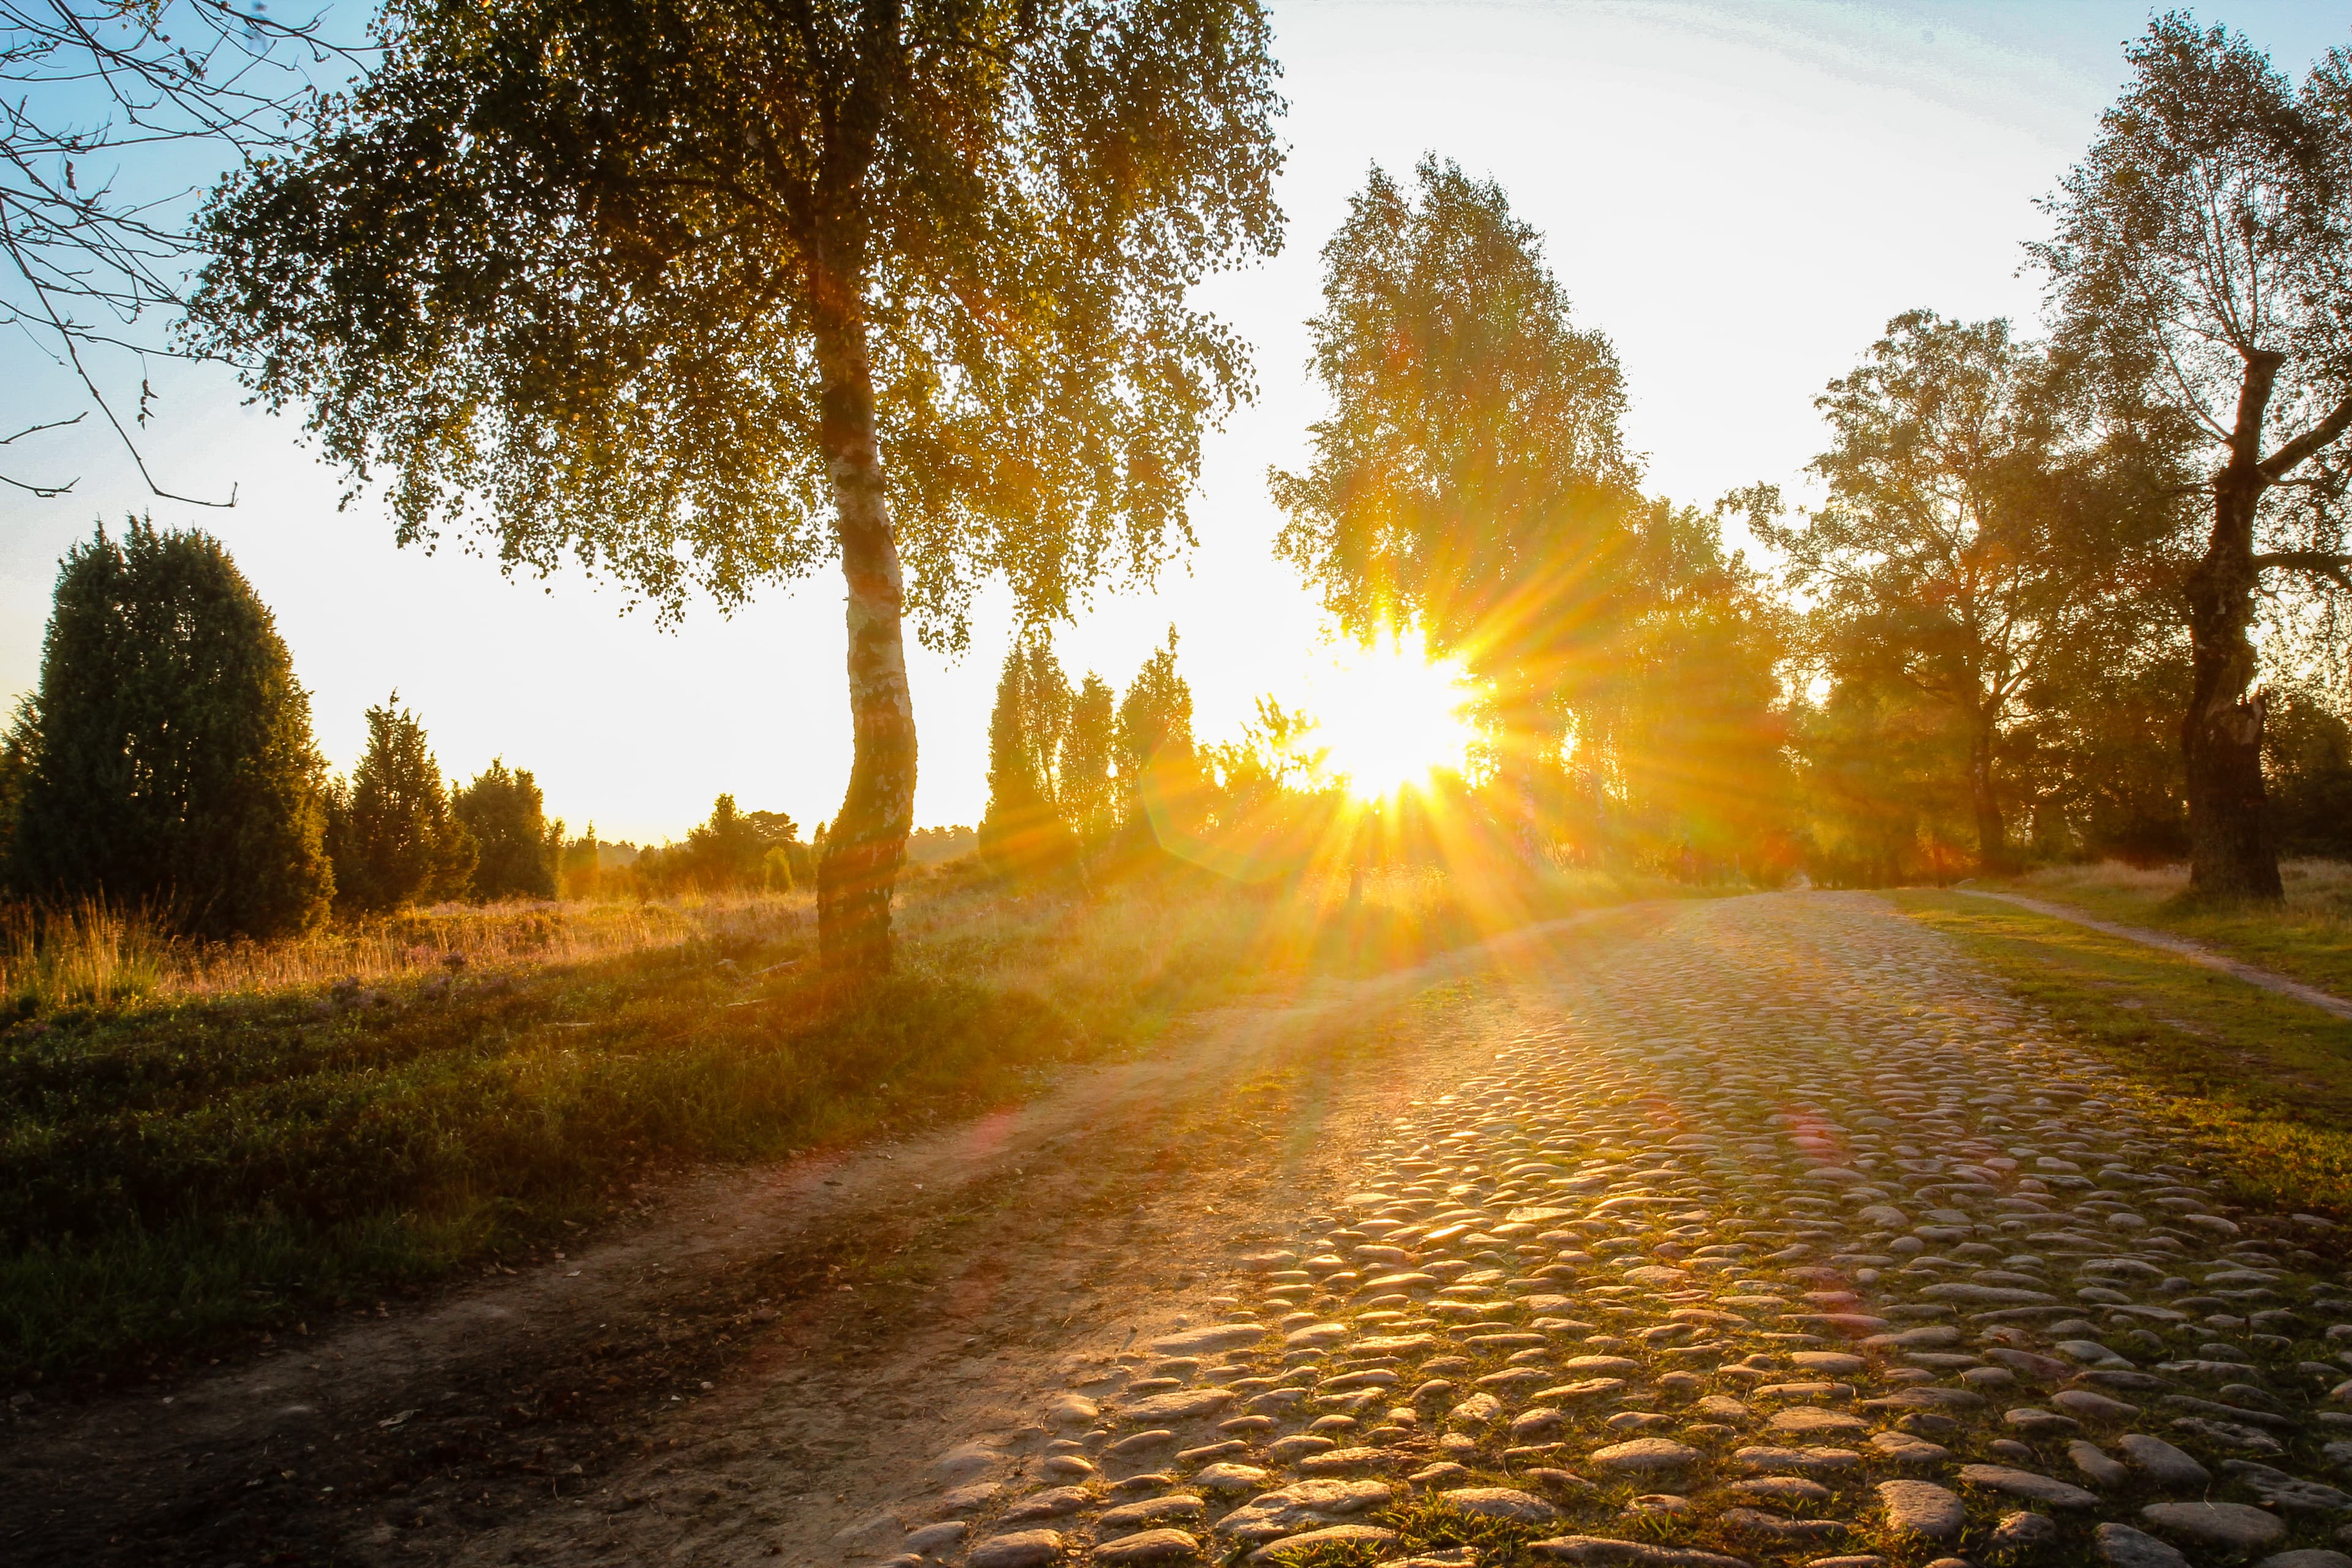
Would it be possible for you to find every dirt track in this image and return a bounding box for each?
[0,902,1667,1568]
[7,893,2351,1568]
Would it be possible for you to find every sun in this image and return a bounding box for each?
[1306,631,1477,801]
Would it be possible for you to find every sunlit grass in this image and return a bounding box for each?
[1896,888,2352,1219]
[0,861,1684,1384]
[1999,857,2352,998]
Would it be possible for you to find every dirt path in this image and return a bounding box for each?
[7,894,2350,1568]
[1954,886,2352,1022]
[0,903,1669,1568]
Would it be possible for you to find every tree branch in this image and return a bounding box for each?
[2252,549,2352,592]
[2260,390,2352,482]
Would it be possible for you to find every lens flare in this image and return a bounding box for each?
[1306,631,1476,801]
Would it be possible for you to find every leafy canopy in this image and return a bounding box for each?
[1270,155,1638,692]
[190,0,1286,644]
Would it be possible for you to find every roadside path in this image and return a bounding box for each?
[871,892,2352,1568]
[1953,887,2352,1023]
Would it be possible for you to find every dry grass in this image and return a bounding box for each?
[0,892,809,1012]
[2000,857,2352,998]
[0,858,1690,1385]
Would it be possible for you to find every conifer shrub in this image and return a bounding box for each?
[6,520,333,938]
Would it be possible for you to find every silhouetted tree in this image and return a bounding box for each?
[454,759,559,900]
[327,695,477,912]
[980,633,1079,876]
[1061,672,1119,844]
[6,520,332,937]
[2032,17,2352,899]
[190,0,1285,970]
[1115,627,1195,786]
[1270,156,1640,811]
[1763,312,2167,873]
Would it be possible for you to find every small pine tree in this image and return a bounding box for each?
[454,758,558,900]
[6,520,333,937]
[327,695,478,911]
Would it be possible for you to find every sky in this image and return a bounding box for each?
[3,1,2347,842]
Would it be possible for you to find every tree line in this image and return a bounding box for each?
[9,6,2352,967]
[0,522,825,938]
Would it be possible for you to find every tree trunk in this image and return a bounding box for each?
[1966,717,2007,874]
[813,306,916,971]
[2183,351,2285,903]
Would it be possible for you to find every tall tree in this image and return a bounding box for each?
[2032,16,2352,900]
[1269,155,1640,813]
[1060,671,1119,843]
[328,695,477,912]
[979,632,1077,875]
[5,519,333,937]
[1115,626,1194,785]
[1583,497,1792,874]
[453,758,559,900]
[1764,312,2158,872]
[189,0,1285,970]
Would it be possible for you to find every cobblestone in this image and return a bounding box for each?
[888,895,2352,1566]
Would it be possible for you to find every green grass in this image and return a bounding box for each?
[1995,858,2352,998]
[1894,889,2352,1219]
[0,861,1692,1389]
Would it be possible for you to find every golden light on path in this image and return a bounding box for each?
[1306,631,1477,801]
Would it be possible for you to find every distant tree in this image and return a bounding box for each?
[980,633,1079,876]
[1763,312,2165,873]
[6,520,333,937]
[328,695,477,912]
[454,759,559,900]
[189,0,1286,970]
[2265,688,2352,859]
[1270,155,1640,810]
[1115,627,1196,786]
[2032,17,2352,899]
[1583,497,1793,876]
[1061,673,1120,845]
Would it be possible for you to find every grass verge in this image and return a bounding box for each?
[1992,858,2352,999]
[1894,888,2352,1221]
[0,862,1685,1389]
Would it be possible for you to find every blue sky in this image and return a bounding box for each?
[3,1,2345,840]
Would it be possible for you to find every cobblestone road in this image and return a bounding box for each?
[882,894,2352,1568]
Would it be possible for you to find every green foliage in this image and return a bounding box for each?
[187,0,1287,646]
[1763,310,2176,870]
[1116,626,1196,782]
[2267,688,2352,859]
[6,521,332,939]
[453,758,559,901]
[326,696,478,913]
[1571,497,1795,876]
[1060,674,1119,844]
[633,796,803,894]
[1270,154,1638,752]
